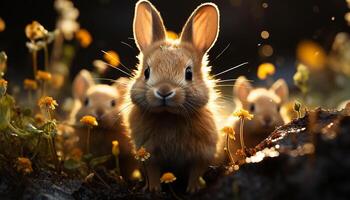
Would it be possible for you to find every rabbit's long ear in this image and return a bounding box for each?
[234,76,252,103]
[133,0,166,51]
[270,79,289,103]
[73,70,94,100]
[180,3,220,55]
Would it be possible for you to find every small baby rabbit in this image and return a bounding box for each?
[70,69,137,178]
[232,76,289,149]
[127,0,221,192]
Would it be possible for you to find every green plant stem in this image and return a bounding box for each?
[225,133,234,165]
[48,137,59,171]
[142,162,149,189]
[114,155,120,175]
[43,44,49,71]
[32,50,38,79]
[86,127,91,154]
[239,118,245,153]
[31,136,42,160]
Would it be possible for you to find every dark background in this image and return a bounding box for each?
[0,0,349,87]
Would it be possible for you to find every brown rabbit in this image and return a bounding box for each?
[70,69,137,179]
[231,76,288,151]
[126,0,221,192]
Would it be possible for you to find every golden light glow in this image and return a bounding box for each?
[261,30,270,39]
[103,50,120,67]
[75,29,92,48]
[257,62,275,80]
[259,44,273,57]
[166,31,178,40]
[0,18,5,32]
[296,40,326,70]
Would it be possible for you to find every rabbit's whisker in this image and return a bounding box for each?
[213,43,230,61]
[101,50,132,73]
[212,62,249,78]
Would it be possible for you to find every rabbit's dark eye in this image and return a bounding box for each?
[185,67,192,81]
[111,100,116,107]
[249,103,255,112]
[84,98,90,107]
[144,67,150,80]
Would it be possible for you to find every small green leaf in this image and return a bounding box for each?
[64,159,82,170]
[89,155,112,168]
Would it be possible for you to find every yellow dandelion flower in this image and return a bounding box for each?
[222,126,235,140]
[36,70,52,82]
[24,79,38,90]
[257,63,275,80]
[80,115,98,127]
[160,172,177,183]
[135,147,150,161]
[0,17,5,32]
[103,50,120,66]
[112,140,119,156]
[75,28,92,48]
[16,157,33,175]
[25,21,48,41]
[166,31,178,40]
[38,96,58,110]
[233,109,254,120]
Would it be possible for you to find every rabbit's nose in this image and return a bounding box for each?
[155,85,175,99]
[263,117,272,126]
[95,109,105,119]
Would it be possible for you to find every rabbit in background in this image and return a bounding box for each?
[126,0,222,193]
[231,76,289,150]
[70,69,137,179]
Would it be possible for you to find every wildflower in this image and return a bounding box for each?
[222,126,235,140]
[36,70,52,82]
[24,79,38,90]
[296,40,326,70]
[80,115,98,127]
[233,109,254,120]
[293,64,310,94]
[38,96,58,110]
[257,63,275,80]
[112,140,120,174]
[75,28,92,48]
[25,21,48,41]
[233,109,254,155]
[135,147,150,161]
[112,140,119,156]
[0,17,5,32]
[55,0,80,40]
[160,172,177,183]
[16,157,33,175]
[166,31,178,40]
[0,79,8,96]
[80,115,98,154]
[103,50,120,66]
[222,126,235,165]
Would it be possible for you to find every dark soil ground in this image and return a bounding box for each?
[1,108,349,200]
